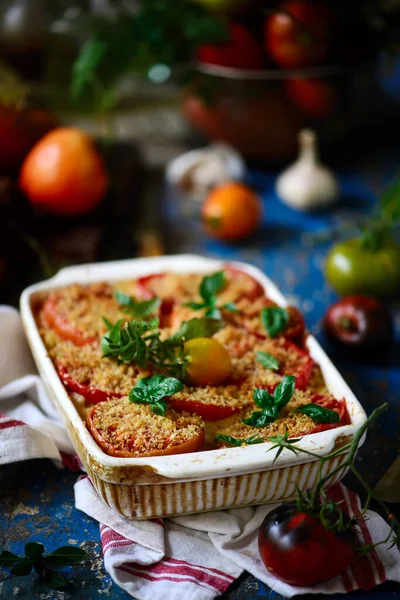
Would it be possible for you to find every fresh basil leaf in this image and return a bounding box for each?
[204,306,221,319]
[242,411,275,427]
[261,307,289,338]
[215,433,265,446]
[43,568,68,589]
[115,291,161,318]
[129,375,183,413]
[256,351,280,371]
[185,301,207,310]
[169,318,223,343]
[11,557,33,576]
[295,404,340,423]
[0,550,19,566]
[253,388,273,409]
[25,542,44,559]
[200,271,225,300]
[273,375,296,409]
[223,302,239,313]
[44,547,87,568]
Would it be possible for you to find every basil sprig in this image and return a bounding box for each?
[129,375,183,416]
[215,433,265,447]
[115,290,161,319]
[101,316,222,378]
[295,404,340,424]
[242,376,296,427]
[0,542,87,589]
[261,306,289,338]
[256,351,280,371]
[185,271,238,319]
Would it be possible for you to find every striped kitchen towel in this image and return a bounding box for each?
[1,305,400,599]
[74,476,400,600]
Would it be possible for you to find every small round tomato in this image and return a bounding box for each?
[202,182,262,241]
[323,296,394,355]
[258,501,355,586]
[184,338,232,386]
[325,236,400,298]
[198,22,264,70]
[264,1,333,69]
[285,78,338,118]
[19,127,108,216]
[57,363,122,404]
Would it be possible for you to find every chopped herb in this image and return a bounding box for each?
[0,542,87,589]
[261,306,289,338]
[256,351,280,371]
[129,375,183,416]
[295,404,340,423]
[215,433,265,446]
[185,271,238,319]
[242,376,296,427]
[101,316,222,379]
[115,290,161,318]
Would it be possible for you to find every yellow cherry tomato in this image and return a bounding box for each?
[184,338,231,386]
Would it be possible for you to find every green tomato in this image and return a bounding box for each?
[325,236,400,298]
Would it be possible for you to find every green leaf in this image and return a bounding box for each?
[185,301,206,310]
[11,557,32,576]
[204,306,222,319]
[44,546,87,568]
[223,302,239,313]
[273,376,296,409]
[295,404,340,423]
[115,290,161,318]
[253,388,273,409]
[242,411,275,427]
[215,433,265,446]
[43,568,68,589]
[0,550,19,566]
[25,542,44,559]
[200,271,225,300]
[169,318,223,343]
[261,307,289,338]
[256,351,280,371]
[129,375,183,415]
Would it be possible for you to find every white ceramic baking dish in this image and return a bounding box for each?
[20,254,367,519]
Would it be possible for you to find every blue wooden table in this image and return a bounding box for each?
[1,160,400,599]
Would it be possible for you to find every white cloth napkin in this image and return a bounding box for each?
[1,305,400,599]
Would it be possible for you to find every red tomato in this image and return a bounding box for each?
[241,305,306,345]
[264,1,333,68]
[87,406,205,458]
[323,295,394,355]
[258,501,355,585]
[202,182,262,241]
[136,273,165,299]
[285,78,338,118]
[309,394,350,433]
[256,338,313,391]
[57,363,122,404]
[168,396,240,421]
[0,105,58,173]
[43,297,97,347]
[19,127,108,215]
[198,22,264,70]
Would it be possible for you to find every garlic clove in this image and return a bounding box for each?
[166,143,246,202]
[276,129,340,212]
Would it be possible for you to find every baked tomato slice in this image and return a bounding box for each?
[87,399,205,457]
[135,273,165,299]
[167,396,240,421]
[241,304,306,345]
[57,363,123,404]
[43,297,98,346]
[255,338,314,391]
[224,266,265,301]
[308,394,350,434]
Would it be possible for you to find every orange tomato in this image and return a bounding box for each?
[184,337,232,386]
[19,127,108,215]
[202,182,262,241]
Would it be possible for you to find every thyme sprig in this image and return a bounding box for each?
[267,403,399,553]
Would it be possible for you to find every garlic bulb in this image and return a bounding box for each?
[276,129,339,211]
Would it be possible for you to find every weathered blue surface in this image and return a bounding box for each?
[1,163,400,599]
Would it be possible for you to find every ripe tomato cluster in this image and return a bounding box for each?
[197,1,345,119]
